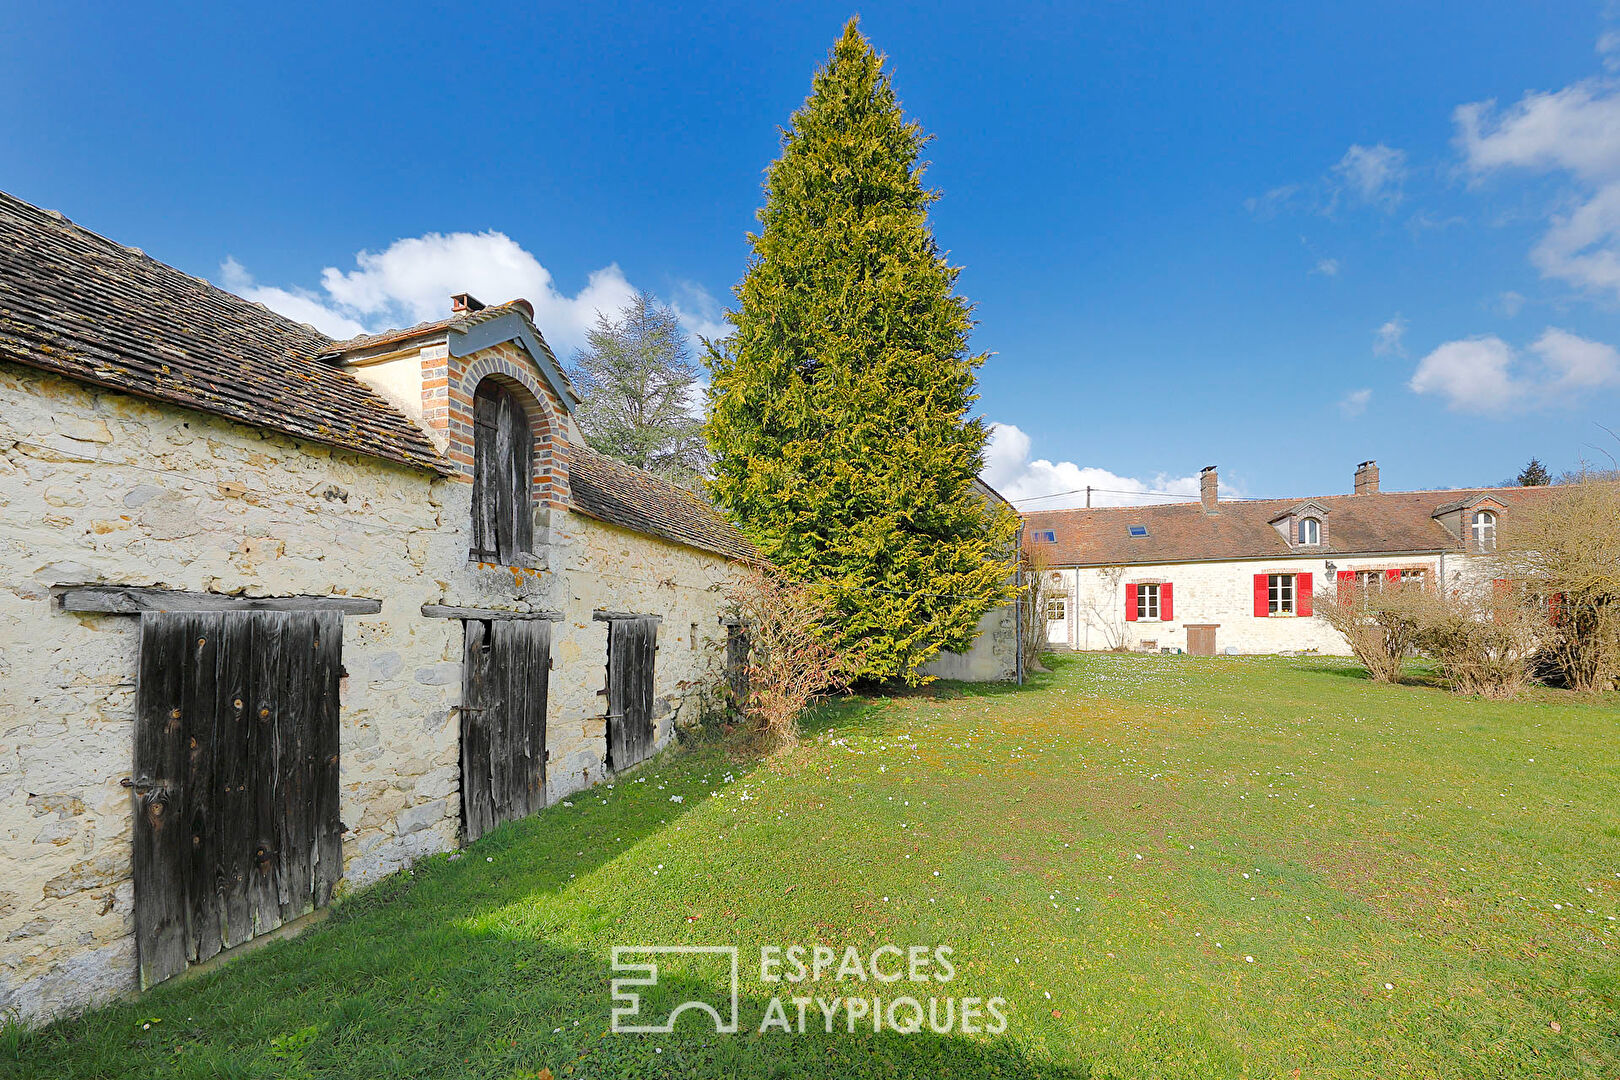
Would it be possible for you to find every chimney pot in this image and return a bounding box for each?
[450,292,486,314]
[1200,465,1218,514]
[1354,460,1380,495]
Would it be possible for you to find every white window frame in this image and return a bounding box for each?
[1298,517,1320,545]
[1136,582,1160,621]
[1471,510,1497,551]
[1045,597,1067,622]
[1354,569,1383,590]
[1399,569,1426,585]
[1268,573,1295,615]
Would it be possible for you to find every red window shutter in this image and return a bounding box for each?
[1160,582,1174,621]
[1493,578,1510,596]
[1254,574,1269,617]
[1337,569,1354,602]
[1125,583,1139,622]
[1385,568,1401,583]
[1549,592,1564,627]
[1297,573,1314,616]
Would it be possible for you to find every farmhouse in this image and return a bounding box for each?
[1028,462,1556,656]
[0,191,755,1023]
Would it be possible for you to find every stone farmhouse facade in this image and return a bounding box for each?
[1028,462,1556,656]
[0,192,759,1023]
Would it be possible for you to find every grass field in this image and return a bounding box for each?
[9,653,1618,1078]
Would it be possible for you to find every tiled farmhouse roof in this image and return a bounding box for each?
[0,189,448,474]
[568,446,755,562]
[1023,486,1561,567]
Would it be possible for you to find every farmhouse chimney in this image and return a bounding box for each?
[450,292,486,314]
[1200,465,1218,514]
[1354,460,1380,495]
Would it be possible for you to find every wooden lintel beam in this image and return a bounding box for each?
[592,610,663,623]
[59,586,382,615]
[421,605,563,621]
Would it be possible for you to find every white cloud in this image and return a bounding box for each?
[217,231,723,357]
[1373,316,1407,357]
[665,279,732,349]
[981,423,1235,509]
[1313,257,1341,277]
[1408,328,1620,413]
[1455,76,1620,298]
[1496,290,1526,317]
[1338,388,1373,418]
[1332,143,1407,209]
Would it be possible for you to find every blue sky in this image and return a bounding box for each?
[4,2,1619,505]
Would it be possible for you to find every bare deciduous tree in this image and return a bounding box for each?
[1078,566,1129,651]
[1410,581,1545,699]
[1496,478,1620,692]
[1019,547,1054,672]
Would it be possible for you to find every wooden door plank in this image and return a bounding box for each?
[461,619,494,843]
[214,612,256,950]
[247,612,285,936]
[524,620,550,815]
[133,612,194,989]
[182,612,223,965]
[277,612,315,921]
[310,611,344,907]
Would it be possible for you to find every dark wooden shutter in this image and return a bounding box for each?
[1160,583,1173,621]
[607,618,657,771]
[133,610,341,990]
[461,619,551,843]
[1253,575,1269,617]
[471,384,501,561]
[471,381,534,565]
[1296,573,1313,617]
[1124,583,1138,622]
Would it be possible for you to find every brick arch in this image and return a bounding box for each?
[448,348,570,508]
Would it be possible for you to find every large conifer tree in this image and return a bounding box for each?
[705,19,1016,684]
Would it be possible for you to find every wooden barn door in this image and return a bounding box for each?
[606,617,657,771]
[460,619,550,843]
[1186,625,1218,657]
[133,610,342,989]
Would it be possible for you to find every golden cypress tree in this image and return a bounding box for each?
[705,18,1016,683]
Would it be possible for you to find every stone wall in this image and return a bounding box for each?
[920,601,1018,682]
[0,361,735,1024]
[1049,552,1489,655]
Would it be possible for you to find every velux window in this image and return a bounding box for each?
[1127,524,1149,538]
[1032,529,1057,543]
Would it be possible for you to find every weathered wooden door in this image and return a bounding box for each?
[460,619,550,842]
[133,610,342,989]
[606,617,657,771]
[1186,625,1218,657]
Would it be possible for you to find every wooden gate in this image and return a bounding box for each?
[1186,624,1219,657]
[606,617,657,771]
[133,609,342,989]
[460,619,550,843]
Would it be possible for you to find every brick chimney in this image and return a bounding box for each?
[1354,460,1380,495]
[1200,465,1218,514]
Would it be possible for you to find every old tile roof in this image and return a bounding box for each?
[0,190,448,474]
[568,445,755,561]
[1024,485,1561,567]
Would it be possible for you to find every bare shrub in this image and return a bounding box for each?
[1313,579,1425,682]
[1410,582,1544,699]
[724,567,860,753]
[1078,566,1129,651]
[1497,479,1620,692]
[1019,546,1054,673]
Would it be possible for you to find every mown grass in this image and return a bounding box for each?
[8,654,1617,1078]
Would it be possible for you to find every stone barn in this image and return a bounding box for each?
[0,191,753,1023]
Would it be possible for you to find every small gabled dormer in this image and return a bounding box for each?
[1271,500,1329,550]
[1432,494,1506,552]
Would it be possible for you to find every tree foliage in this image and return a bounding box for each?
[568,291,707,486]
[1516,457,1551,486]
[704,18,1016,683]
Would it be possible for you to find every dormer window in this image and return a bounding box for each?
[1298,517,1320,545]
[470,379,534,564]
[1471,510,1497,552]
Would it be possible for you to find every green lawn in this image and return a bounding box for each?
[10,654,1618,1078]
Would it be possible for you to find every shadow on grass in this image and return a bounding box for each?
[10,737,1085,1080]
